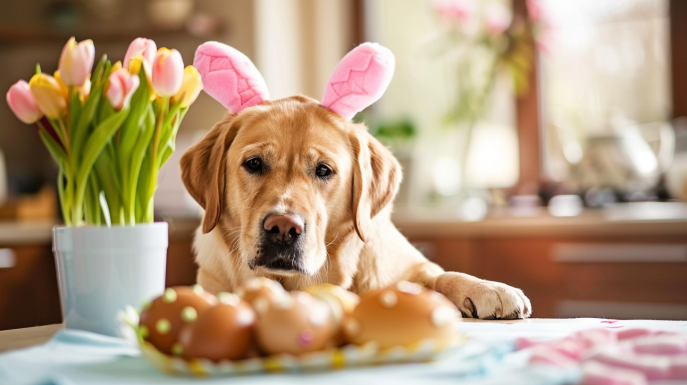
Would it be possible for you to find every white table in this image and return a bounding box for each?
[1,319,686,385]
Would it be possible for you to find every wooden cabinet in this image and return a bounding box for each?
[0,245,62,330]
[396,211,687,319]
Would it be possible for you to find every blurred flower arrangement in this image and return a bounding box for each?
[430,0,543,127]
[6,37,202,227]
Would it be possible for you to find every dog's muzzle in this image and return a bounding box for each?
[249,213,306,273]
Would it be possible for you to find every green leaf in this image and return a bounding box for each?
[72,56,108,159]
[136,161,151,223]
[69,88,82,131]
[119,71,151,161]
[157,106,185,166]
[73,90,103,158]
[94,147,122,225]
[38,129,69,174]
[87,172,102,226]
[118,72,151,218]
[76,107,130,192]
[57,169,70,226]
[125,105,156,224]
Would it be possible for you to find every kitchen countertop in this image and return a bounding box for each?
[392,203,687,238]
[0,220,54,245]
[0,216,200,246]
[2,202,687,245]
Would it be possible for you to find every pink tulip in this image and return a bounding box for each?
[151,48,184,97]
[106,69,140,111]
[6,80,43,124]
[485,4,512,35]
[431,0,475,23]
[526,0,542,23]
[123,38,157,76]
[58,37,95,87]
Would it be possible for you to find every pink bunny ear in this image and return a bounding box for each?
[321,43,395,121]
[193,42,270,114]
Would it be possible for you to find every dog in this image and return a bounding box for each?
[180,42,531,319]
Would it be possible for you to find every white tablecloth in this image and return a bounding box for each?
[1,319,686,385]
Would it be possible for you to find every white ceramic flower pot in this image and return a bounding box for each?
[53,223,168,337]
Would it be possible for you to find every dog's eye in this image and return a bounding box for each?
[315,164,333,178]
[244,158,263,173]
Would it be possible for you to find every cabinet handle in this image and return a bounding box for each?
[552,244,687,262]
[0,248,16,269]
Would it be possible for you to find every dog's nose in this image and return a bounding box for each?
[263,214,304,243]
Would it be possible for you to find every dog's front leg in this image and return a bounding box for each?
[410,262,532,319]
[197,267,233,294]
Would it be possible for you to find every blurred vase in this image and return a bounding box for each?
[53,223,168,336]
[437,72,518,221]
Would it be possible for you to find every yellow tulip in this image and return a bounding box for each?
[53,71,68,96]
[111,61,122,72]
[54,71,90,102]
[29,73,67,119]
[172,66,203,107]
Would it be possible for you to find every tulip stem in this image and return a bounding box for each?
[56,118,71,156]
[52,117,79,225]
[143,97,167,223]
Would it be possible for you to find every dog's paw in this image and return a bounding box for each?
[434,272,532,319]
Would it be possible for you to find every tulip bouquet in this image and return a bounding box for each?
[6,37,202,226]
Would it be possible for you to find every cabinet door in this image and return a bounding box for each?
[407,236,687,319]
[0,245,62,330]
[472,238,687,318]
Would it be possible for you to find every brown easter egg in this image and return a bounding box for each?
[178,293,256,361]
[138,285,216,355]
[255,291,337,355]
[342,281,460,349]
[236,277,288,314]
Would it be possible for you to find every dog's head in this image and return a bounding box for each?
[181,42,400,278]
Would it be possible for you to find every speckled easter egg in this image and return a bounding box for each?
[236,277,288,315]
[178,293,256,361]
[138,285,216,355]
[305,284,360,346]
[342,281,460,349]
[255,291,337,355]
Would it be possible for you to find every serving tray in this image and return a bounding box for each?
[119,306,465,377]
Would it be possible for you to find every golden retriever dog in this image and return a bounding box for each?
[181,42,531,319]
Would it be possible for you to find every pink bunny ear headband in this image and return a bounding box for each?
[193,41,395,120]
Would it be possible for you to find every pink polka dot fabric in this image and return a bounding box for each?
[518,326,687,385]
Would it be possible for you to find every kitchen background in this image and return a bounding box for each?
[1,0,686,330]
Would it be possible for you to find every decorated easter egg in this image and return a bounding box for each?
[139,285,216,355]
[178,292,256,361]
[236,277,288,315]
[342,281,460,349]
[255,291,337,355]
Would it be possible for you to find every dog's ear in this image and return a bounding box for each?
[321,43,395,120]
[193,41,270,113]
[350,128,402,242]
[181,116,240,234]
